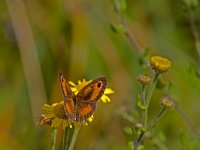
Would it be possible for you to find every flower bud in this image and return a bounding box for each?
[134,122,143,129]
[150,55,171,74]
[160,96,175,108]
[137,74,151,85]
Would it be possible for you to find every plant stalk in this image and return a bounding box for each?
[141,85,146,124]
[62,127,70,150]
[51,129,57,150]
[134,107,167,150]
[68,127,80,150]
[144,73,160,126]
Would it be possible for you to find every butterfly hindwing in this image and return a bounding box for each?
[75,102,96,122]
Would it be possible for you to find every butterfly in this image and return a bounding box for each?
[59,73,107,122]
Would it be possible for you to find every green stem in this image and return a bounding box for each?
[68,127,80,150]
[141,85,146,124]
[144,73,160,126]
[133,130,145,150]
[134,107,167,150]
[111,0,141,54]
[62,127,70,150]
[51,129,57,150]
[147,107,167,129]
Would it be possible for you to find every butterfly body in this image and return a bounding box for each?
[59,73,107,122]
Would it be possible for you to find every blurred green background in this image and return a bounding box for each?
[1,0,200,149]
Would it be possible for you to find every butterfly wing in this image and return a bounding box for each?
[77,77,107,102]
[75,102,96,122]
[59,73,75,122]
[75,77,107,122]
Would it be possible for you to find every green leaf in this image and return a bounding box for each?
[137,100,147,110]
[123,126,133,135]
[128,141,134,150]
[118,0,127,11]
[110,23,127,34]
[138,48,151,67]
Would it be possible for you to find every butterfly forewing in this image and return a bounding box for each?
[59,73,75,99]
[77,77,107,103]
[59,73,75,122]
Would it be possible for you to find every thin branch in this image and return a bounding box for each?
[141,85,146,124]
[134,107,167,150]
[147,107,167,129]
[144,73,160,126]
[111,0,142,54]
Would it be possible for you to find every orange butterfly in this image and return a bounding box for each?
[59,73,107,122]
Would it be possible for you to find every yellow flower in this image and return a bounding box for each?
[37,77,114,129]
[150,55,171,74]
[38,101,71,129]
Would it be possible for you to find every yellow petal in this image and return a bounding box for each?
[104,88,114,94]
[68,81,76,87]
[42,104,53,112]
[88,115,94,122]
[101,95,111,103]
[43,104,52,108]
[42,113,55,119]
[52,103,59,107]
[84,123,88,126]
[78,80,82,85]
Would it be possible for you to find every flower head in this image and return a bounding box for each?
[150,55,171,74]
[37,101,71,129]
[37,77,114,129]
[137,74,151,85]
[160,96,175,108]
